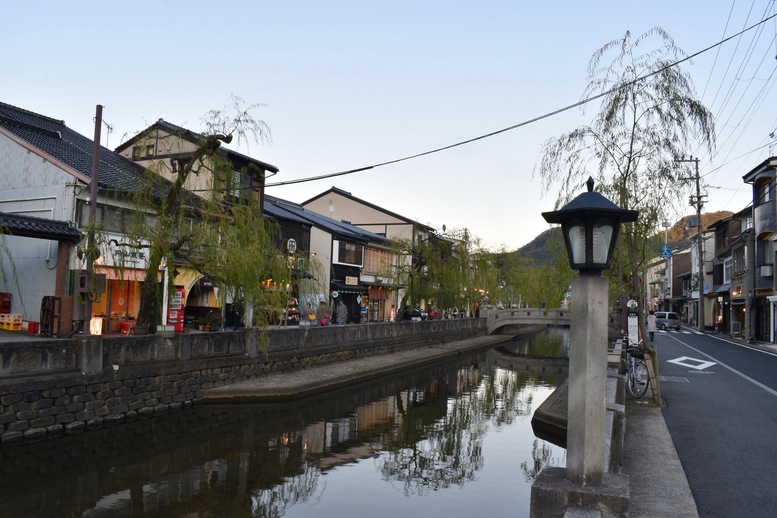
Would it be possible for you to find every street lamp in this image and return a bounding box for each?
[541,176,637,486]
[542,177,638,277]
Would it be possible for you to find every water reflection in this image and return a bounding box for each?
[0,330,568,518]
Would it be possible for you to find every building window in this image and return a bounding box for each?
[364,249,394,275]
[723,257,732,284]
[336,241,363,266]
[759,239,774,266]
[756,180,774,206]
[732,246,745,276]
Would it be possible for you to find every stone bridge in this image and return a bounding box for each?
[484,307,570,334]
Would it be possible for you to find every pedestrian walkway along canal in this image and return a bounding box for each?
[0,328,570,517]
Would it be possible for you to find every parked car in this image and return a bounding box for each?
[654,311,681,331]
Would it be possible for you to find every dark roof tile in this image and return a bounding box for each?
[0,211,82,241]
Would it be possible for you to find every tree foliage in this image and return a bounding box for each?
[535,28,715,318]
[113,96,280,332]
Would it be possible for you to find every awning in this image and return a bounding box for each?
[716,284,730,293]
[331,280,368,294]
[96,265,154,282]
[0,211,82,242]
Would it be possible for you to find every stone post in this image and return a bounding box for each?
[567,275,608,485]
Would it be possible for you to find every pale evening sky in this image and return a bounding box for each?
[3,1,776,250]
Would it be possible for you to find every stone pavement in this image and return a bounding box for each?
[202,334,515,402]
[623,398,698,517]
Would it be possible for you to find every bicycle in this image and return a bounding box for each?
[625,340,650,398]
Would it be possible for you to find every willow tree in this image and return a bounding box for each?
[503,248,572,309]
[117,97,273,332]
[535,28,715,327]
[387,228,503,314]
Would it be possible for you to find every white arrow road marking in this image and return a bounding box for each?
[667,356,717,370]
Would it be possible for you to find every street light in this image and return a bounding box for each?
[542,177,638,276]
[541,176,638,486]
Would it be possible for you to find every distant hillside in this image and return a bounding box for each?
[516,228,561,265]
[516,210,734,266]
[665,211,733,250]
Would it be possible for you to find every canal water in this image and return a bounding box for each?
[0,328,569,518]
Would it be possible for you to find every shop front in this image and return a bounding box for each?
[92,266,149,334]
[330,278,368,323]
[364,282,396,322]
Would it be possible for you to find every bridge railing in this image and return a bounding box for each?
[484,307,571,333]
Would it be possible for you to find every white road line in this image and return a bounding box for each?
[665,333,777,397]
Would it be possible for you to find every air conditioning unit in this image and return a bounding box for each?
[761,265,773,277]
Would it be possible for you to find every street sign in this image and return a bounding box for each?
[661,244,673,258]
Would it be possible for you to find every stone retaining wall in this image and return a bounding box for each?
[0,319,485,444]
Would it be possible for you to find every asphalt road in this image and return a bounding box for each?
[654,328,777,518]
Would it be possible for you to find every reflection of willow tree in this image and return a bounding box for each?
[250,463,322,518]
[375,365,551,495]
[520,439,563,483]
[243,430,323,518]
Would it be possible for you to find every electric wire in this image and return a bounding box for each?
[266,12,777,188]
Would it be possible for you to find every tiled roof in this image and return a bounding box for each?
[0,211,82,241]
[0,101,148,191]
[264,195,388,245]
[301,186,434,231]
[117,118,279,173]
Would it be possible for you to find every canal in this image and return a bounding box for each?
[0,328,569,517]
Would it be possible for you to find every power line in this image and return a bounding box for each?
[266,12,777,189]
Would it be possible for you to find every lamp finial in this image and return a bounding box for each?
[586,177,594,192]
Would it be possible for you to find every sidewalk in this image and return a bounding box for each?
[623,399,698,517]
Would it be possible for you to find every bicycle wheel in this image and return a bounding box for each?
[627,360,649,398]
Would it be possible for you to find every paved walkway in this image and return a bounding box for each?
[202,334,514,402]
[624,398,698,517]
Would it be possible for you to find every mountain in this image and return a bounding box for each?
[516,211,734,265]
[664,211,733,250]
[517,228,561,265]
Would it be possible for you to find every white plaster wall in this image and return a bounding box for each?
[0,132,79,320]
[303,192,415,240]
[308,226,332,303]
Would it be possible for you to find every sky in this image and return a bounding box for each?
[3,1,776,250]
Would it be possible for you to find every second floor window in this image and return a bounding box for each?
[723,257,732,284]
[757,180,774,206]
[732,246,746,276]
[336,241,363,266]
[364,249,394,275]
[759,239,774,266]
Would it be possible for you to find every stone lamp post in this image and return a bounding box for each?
[531,177,637,518]
[542,177,638,485]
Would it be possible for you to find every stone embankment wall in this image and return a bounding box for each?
[0,319,485,444]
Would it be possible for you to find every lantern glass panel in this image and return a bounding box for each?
[568,221,586,264]
[592,219,614,264]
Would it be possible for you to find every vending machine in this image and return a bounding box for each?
[168,286,185,333]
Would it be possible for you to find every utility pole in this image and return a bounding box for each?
[83,104,103,335]
[677,156,706,333]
